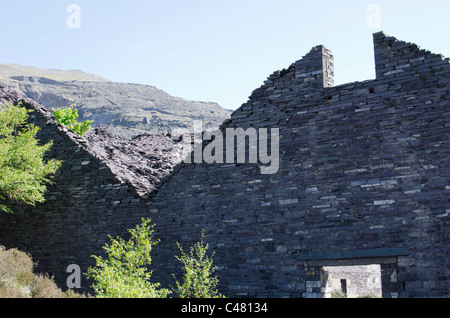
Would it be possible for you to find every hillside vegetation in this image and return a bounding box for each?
[0,246,85,298]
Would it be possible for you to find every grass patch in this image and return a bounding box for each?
[0,246,86,298]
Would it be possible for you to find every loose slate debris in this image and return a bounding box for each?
[85,128,190,195]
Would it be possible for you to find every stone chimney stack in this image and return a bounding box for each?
[294,45,335,89]
[241,44,335,111]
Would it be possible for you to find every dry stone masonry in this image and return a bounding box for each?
[0,32,448,298]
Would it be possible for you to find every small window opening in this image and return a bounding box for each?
[340,279,348,294]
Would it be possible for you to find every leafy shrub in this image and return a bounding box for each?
[85,218,171,298]
[86,219,225,298]
[53,107,93,136]
[358,293,381,298]
[0,102,62,213]
[173,231,224,298]
[331,290,347,298]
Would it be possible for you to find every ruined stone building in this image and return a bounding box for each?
[0,32,448,298]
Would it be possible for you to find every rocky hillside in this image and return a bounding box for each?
[0,63,232,138]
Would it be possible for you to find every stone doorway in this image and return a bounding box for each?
[321,264,382,298]
[299,249,406,298]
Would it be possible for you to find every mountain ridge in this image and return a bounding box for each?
[0,63,232,138]
[0,63,110,83]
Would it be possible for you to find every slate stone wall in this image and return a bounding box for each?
[0,32,448,298]
[0,91,153,290]
[146,32,450,298]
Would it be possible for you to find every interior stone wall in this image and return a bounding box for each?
[322,265,382,298]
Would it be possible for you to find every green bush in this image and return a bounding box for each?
[53,107,93,136]
[0,102,62,213]
[85,218,171,298]
[173,231,224,298]
[358,293,381,298]
[86,219,225,298]
[331,290,347,298]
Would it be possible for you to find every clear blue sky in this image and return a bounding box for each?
[0,0,449,110]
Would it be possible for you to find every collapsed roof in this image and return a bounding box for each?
[0,84,189,195]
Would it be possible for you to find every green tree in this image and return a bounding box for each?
[174,231,225,298]
[0,102,62,213]
[53,108,93,136]
[85,218,170,298]
[86,220,225,298]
